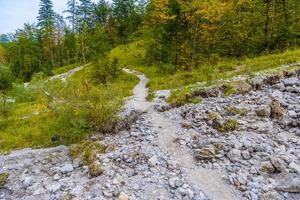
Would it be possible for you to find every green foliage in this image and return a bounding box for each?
[217,119,239,133]
[0,66,13,91]
[93,57,121,84]
[0,63,138,152]
[157,63,177,75]
[167,87,201,107]
[222,84,235,97]
[108,40,146,67]
[0,172,9,188]
[0,99,14,118]
[70,141,106,177]
[70,141,107,166]
[52,64,78,75]
[224,107,247,116]
[9,84,37,103]
[146,92,155,102]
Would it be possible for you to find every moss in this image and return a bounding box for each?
[217,118,239,132]
[0,172,9,188]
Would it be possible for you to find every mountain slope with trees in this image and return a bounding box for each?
[0,0,299,151]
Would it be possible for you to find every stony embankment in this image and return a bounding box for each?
[0,68,299,200]
[0,116,207,200]
[161,69,300,200]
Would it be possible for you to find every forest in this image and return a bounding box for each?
[0,0,300,151]
[0,0,299,83]
[1,1,300,199]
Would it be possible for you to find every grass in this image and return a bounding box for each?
[70,141,106,177]
[0,172,9,188]
[216,118,239,133]
[52,63,80,75]
[109,41,300,105]
[0,63,138,153]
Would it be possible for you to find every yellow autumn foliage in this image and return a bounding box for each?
[0,45,4,63]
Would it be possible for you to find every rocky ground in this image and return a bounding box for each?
[0,116,206,200]
[0,67,299,200]
[161,69,300,200]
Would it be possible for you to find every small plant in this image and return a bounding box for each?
[225,106,247,116]
[208,112,221,120]
[88,162,104,177]
[70,141,107,166]
[0,172,9,188]
[146,92,155,102]
[222,83,235,96]
[70,141,107,177]
[167,87,201,107]
[217,118,239,132]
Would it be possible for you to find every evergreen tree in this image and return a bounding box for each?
[77,0,95,28]
[65,0,78,32]
[95,0,111,26]
[112,0,141,38]
[37,0,55,29]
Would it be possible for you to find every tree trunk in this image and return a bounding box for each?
[81,39,86,64]
[264,1,271,49]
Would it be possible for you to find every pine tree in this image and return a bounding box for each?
[77,0,95,28]
[37,0,55,29]
[37,0,55,69]
[65,0,77,32]
[112,0,140,38]
[95,0,110,26]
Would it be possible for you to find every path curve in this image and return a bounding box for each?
[123,68,238,200]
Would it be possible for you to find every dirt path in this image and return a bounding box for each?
[124,68,238,200]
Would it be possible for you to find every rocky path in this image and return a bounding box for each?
[123,69,238,199]
[1,67,300,200]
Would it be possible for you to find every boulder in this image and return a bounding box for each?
[289,162,300,174]
[261,191,281,200]
[195,146,218,160]
[227,149,242,162]
[148,155,159,167]
[119,192,129,200]
[276,176,300,193]
[231,81,252,94]
[60,164,74,173]
[241,150,251,160]
[255,106,271,117]
[270,157,285,172]
[283,77,299,87]
[251,76,265,90]
[270,98,284,119]
[265,74,281,85]
[260,161,275,173]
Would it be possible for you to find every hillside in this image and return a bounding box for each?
[1,0,300,200]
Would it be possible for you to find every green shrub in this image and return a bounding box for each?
[0,97,14,118]
[10,84,36,103]
[157,63,177,75]
[0,172,9,188]
[217,118,239,132]
[93,57,121,84]
[30,72,47,83]
[0,66,13,91]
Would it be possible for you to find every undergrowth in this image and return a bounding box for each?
[0,62,138,152]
